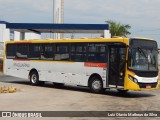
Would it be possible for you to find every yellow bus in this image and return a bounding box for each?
[3,37,159,93]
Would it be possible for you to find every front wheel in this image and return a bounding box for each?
[89,77,104,94]
[117,89,128,93]
[30,71,44,86]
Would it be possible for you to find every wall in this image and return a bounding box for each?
[0,24,10,42]
[25,33,41,40]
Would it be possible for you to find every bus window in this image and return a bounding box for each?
[6,44,16,59]
[28,44,41,60]
[55,44,69,61]
[88,43,106,62]
[16,44,28,59]
[70,43,87,62]
[40,44,54,60]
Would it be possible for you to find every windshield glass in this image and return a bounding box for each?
[128,39,158,71]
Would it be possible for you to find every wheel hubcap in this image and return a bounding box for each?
[31,74,37,83]
[92,80,101,90]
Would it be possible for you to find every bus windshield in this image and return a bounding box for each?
[128,39,158,71]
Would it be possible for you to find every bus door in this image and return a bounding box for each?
[108,45,127,88]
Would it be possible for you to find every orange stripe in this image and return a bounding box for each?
[84,62,107,68]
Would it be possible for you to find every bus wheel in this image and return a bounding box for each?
[89,77,104,94]
[30,71,43,86]
[117,89,128,93]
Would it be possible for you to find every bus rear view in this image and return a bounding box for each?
[126,38,159,90]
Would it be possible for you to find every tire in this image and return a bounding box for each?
[53,82,64,87]
[30,71,44,86]
[117,89,128,93]
[89,76,104,94]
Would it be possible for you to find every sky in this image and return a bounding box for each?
[0,0,160,45]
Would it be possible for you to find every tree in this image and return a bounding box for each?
[106,20,131,38]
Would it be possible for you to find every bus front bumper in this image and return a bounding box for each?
[124,79,159,91]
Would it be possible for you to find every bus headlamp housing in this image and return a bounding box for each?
[128,75,138,84]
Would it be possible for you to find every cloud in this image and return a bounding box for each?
[65,0,160,27]
[0,0,159,26]
[64,0,160,42]
[0,0,53,23]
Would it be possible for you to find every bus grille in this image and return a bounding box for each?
[138,82,157,88]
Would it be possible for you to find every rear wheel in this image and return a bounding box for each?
[89,76,104,94]
[30,71,44,86]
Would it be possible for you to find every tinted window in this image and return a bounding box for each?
[6,44,16,59]
[55,44,69,60]
[28,44,40,59]
[70,43,87,62]
[88,43,106,62]
[40,44,54,60]
[130,39,157,48]
[16,44,28,59]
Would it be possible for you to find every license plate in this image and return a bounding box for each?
[146,85,151,89]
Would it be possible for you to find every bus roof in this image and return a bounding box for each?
[132,37,154,41]
[5,38,129,45]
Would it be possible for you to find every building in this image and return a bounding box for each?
[0,21,110,58]
[0,21,41,43]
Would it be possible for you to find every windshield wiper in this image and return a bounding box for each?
[137,47,147,58]
[137,47,149,70]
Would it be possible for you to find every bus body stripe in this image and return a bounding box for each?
[84,62,107,68]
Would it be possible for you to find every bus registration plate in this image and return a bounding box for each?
[146,85,151,89]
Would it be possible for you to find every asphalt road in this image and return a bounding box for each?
[0,73,160,120]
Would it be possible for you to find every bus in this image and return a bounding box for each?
[3,37,159,93]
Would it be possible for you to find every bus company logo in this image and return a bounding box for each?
[84,62,107,68]
[2,112,42,118]
[2,112,11,117]
[13,63,30,68]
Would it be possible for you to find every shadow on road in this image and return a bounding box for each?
[0,79,156,98]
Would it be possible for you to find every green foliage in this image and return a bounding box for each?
[106,20,131,38]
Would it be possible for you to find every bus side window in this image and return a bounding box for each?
[28,44,41,60]
[16,44,28,59]
[88,43,106,62]
[70,43,87,62]
[6,44,16,59]
[54,44,69,61]
[40,44,54,60]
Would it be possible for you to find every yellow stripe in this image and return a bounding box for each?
[5,38,129,45]
[158,80,160,85]
[5,37,156,47]
[127,70,136,76]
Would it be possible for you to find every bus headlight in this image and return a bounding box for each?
[128,75,138,84]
